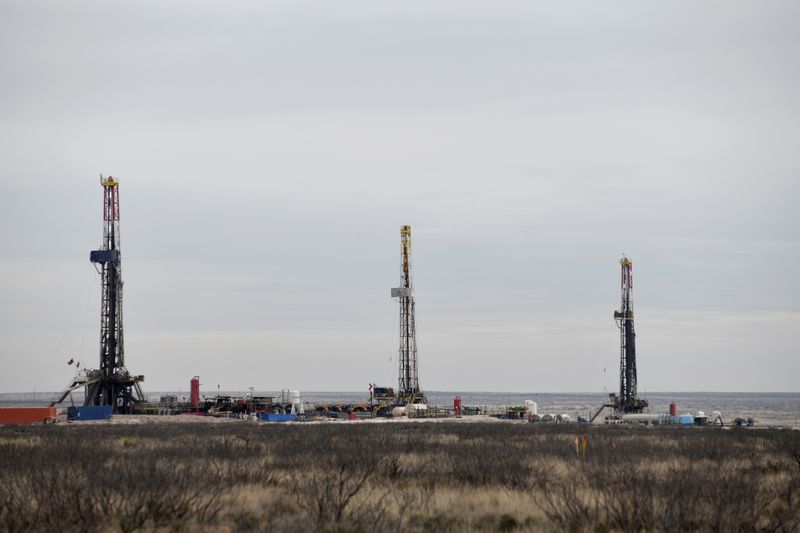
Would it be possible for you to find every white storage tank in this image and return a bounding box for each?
[392,406,406,417]
[281,389,300,404]
[524,400,538,415]
[621,413,663,425]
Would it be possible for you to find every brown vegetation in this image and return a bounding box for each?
[0,422,798,531]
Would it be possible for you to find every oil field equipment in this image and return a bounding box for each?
[391,225,426,406]
[52,176,144,413]
[611,256,647,414]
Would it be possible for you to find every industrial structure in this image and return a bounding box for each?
[391,225,426,406]
[52,176,144,413]
[610,256,647,413]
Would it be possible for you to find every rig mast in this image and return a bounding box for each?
[612,256,647,413]
[52,176,144,412]
[391,225,426,406]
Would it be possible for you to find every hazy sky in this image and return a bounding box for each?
[1,1,798,394]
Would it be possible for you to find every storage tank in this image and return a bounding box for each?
[453,396,462,416]
[541,413,555,423]
[555,414,572,424]
[524,400,538,415]
[190,376,200,408]
[669,402,677,416]
[392,406,406,417]
[621,413,663,425]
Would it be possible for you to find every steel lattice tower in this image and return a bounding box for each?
[391,225,426,405]
[84,176,144,413]
[612,256,647,413]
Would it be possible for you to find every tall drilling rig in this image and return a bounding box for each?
[390,225,426,406]
[52,176,144,413]
[611,256,647,414]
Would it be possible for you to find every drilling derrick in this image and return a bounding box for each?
[51,176,145,411]
[612,256,647,414]
[391,225,426,406]
[82,176,144,412]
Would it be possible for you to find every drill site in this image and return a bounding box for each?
[0,177,758,429]
[4,5,800,531]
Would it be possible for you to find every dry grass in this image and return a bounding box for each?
[0,422,798,531]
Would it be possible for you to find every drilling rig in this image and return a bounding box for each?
[390,225,426,406]
[52,176,144,413]
[610,256,647,414]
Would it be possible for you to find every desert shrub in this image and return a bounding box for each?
[278,426,392,531]
[446,440,533,489]
[2,421,800,531]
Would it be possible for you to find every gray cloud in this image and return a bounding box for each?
[1,1,798,393]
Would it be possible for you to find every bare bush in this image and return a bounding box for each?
[1,421,799,531]
[280,427,392,531]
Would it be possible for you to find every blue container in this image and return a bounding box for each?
[260,413,297,422]
[89,250,120,264]
[68,405,113,421]
[677,415,694,425]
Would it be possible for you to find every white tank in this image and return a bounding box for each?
[289,390,301,405]
[622,413,663,425]
[524,400,538,415]
[541,413,555,422]
[392,406,406,417]
[556,414,572,424]
[280,389,300,404]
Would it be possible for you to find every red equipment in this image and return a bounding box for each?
[190,376,200,408]
[0,407,56,425]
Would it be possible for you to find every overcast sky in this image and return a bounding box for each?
[1,1,798,394]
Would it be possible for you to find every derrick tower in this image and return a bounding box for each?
[391,225,426,405]
[612,256,647,413]
[52,176,144,411]
[80,176,144,412]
